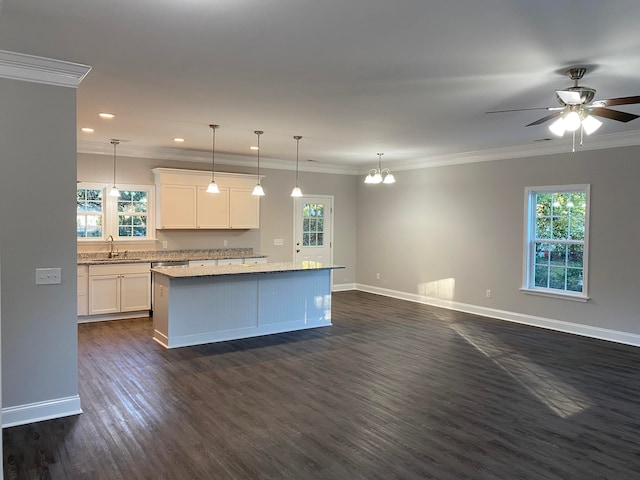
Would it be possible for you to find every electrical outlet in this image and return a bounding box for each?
[224,240,228,247]
[376,272,380,280]
[486,289,492,298]
[162,241,168,249]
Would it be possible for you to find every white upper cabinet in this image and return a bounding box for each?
[159,184,197,229]
[153,168,261,230]
[229,188,260,229]
[196,185,230,228]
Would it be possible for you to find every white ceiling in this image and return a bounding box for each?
[2,0,640,173]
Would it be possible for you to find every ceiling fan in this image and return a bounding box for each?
[489,67,640,148]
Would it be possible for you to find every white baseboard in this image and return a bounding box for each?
[78,310,150,323]
[333,283,356,292]
[2,395,82,428]
[356,283,640,348]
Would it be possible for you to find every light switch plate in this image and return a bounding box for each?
[274,238,284,246]
[36,268,62,285]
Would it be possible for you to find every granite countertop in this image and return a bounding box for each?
[151,262,345,278]
[78,248,267,265]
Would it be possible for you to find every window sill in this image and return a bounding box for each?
[520,287,589,303]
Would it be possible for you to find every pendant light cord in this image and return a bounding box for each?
[294,135,302,185]
[111,139,119,186]
[254,130,263,184]
[209,124,219,181]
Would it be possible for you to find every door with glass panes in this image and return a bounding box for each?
[293,196,333,266]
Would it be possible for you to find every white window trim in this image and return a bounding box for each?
[521,184,590,302]
[77,182,156,244]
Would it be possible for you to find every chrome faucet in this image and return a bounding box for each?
[106,234,118,258]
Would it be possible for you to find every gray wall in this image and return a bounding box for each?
[357,146,640,335]
[77,153,359,285]
[0,78,79,409]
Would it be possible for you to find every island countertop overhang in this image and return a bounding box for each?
[151,262,345,279]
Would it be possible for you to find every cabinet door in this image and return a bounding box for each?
[120,273,151,312]
[229,188,260,228]
[159,184,197,228]
[78,266,89,316]
[196,186,230,228]
[89,275,120,314]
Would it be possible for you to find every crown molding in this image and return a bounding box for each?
[77,140,360,175]
[79,129,640,177]
[384,129,640,173]
[0,50,91,88]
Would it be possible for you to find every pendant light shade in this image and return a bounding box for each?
[252,130,265,196]
[364,153,395,185]
[291,135,303,197]
[109,139,121,197]
[206,124,220,194]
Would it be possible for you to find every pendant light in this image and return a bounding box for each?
[108,139,121,197]
[364,153,395,184]
[291,135,303,197]
[252,130,265,196]
[206,124,220,193]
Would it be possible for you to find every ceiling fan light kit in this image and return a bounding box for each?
[491,67,640,152]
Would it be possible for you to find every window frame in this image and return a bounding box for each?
[521,184,590,302]
[77,182,156,244]
[76,182,106,240]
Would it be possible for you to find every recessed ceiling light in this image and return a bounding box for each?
[173,138,185,142]
[81,127,94,133]
[98,112,115,119]
[250,146,259,150]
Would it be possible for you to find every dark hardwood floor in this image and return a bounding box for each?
[4,291,640,479]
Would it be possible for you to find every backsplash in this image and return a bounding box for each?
[78,248,259,262]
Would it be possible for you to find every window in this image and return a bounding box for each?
[77,187,104,238]
[77,183,155,242]
[117,189,149,238]
[522,185,590,301]
[302,203,325,247]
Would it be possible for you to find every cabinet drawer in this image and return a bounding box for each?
[243,257,267,264]
[217,258,243,266]
[189,259,218,267]
[89,263,151,276]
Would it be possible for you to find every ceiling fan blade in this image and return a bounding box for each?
[599,95,640,107]
[590,107,640,123]
[486,107,554,114]
[526,112,562,127]
[556,90,583,105]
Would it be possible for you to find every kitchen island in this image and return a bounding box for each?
[151,262,345,348]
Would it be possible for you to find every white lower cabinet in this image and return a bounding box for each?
[88,263,151,315]
[77,266,89,316]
